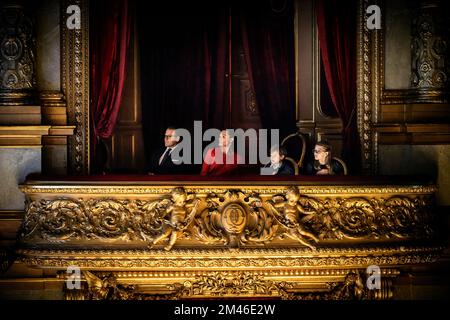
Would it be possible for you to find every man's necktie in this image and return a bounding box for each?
[159,148,171,165]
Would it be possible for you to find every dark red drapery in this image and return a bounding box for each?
[316,0,360,173]
[139,3,229,165]
[139,1,297,167]
[240,0,297,140]
[90,0,132,140]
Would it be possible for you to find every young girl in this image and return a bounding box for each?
[306,141,344,175]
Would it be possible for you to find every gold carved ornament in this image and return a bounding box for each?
[65,269,389,300]
[19,187,435,250]
[18,247,443,270]
[192,190,278,246]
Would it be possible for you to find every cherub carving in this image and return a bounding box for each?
[152,187,199,251]
[83,270,116,300]
[267,186,319,250]
[83,271,136,300]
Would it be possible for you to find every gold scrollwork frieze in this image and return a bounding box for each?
[17,246,443,270]
[63,269,395,300]
[17,245,444,257]
[83,268,401,279]
[18,184,437,195]
[19,186,436,250]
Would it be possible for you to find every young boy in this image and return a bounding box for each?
[262,145,294,175]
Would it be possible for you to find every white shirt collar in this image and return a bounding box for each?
[271,162,281,170]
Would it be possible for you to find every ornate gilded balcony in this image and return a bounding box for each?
[15,175,445,300]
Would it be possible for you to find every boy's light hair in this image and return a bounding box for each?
[270,145,287,158]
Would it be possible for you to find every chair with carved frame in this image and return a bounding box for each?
[284,156,299,175]
[281,132,308,170]
[332,157,348,175]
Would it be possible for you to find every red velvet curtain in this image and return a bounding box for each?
[139,2,229,165]
[139,1,296,167]
[240,0,297,140]
[316,0,360,173]
[90,0,132,140]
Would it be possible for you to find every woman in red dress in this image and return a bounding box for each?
[200,130,243,176]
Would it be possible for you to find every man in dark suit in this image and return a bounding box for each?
[148,127,189,175]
